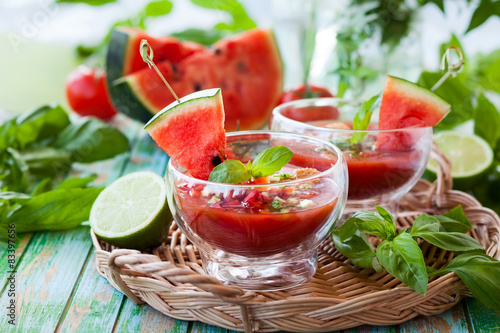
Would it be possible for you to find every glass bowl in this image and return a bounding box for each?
[271,98,433,215]
[166,131,348,291]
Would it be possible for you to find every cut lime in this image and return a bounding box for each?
[90,171,172,250]
[426,132,494,190]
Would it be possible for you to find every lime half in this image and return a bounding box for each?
[427,132,494,190]
[90,171,172,250]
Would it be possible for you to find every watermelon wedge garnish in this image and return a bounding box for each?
[144,88,226,180]
[377,76,451,151]
[107,28,283,132]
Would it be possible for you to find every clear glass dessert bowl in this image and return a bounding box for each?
[165,131,348,291]
[271,98,433,215]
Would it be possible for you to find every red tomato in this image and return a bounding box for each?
[278,84,334,104]
[65,65,118,120]
[277,84,339,122]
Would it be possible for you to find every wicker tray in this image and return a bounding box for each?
[92,143,500,332]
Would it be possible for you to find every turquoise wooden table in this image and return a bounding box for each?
[2,116,500,333]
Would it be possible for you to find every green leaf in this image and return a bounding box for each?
[171,28,227,45]
[58,175,98,189]
[249,146,293,179]
[428,252,500,311]
[332,229,382,272]
[208,159,252,184]
[466,0,500,33]
[410,214,442,235]
[7,187,103,233]
[417,71,474,129]
[56,0,117,5]
[347,210,397,240]
[1,148,30,192]
[418,0,445,12]
[145,0,173,17]
[474,94,500,151]
[19,147,72,177]
[53,117,129,163]
[190,0,256,32]
[438,205,472,233]
[472,50,500,94]
[350,95,379,144]
[414,231,485,254]
[31,178,53,196]
[376,232,428,295]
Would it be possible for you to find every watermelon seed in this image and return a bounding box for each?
[194,83,202,91]
[237,62,246,72]
[212,155,222,166]
[215,48,222,55]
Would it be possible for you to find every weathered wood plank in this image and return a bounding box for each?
[0,226,93,332]
[398,303,469,333]
[113,299,189,333]
[54,251,124,333]
[190,322,228,333]
[0,233,33,292]
[465,297,500,333]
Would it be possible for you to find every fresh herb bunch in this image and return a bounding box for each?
[333,206,500,311]
[0,104,129,244]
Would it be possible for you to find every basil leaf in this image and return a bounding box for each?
[410,214,442,235]
[145,0,173,17]
[58,175,98,189]
[376,232,428,295]
[412,231,485,254]
[191,0,256,32]
[332,229,382,272]
[466,0,500,33]
[349,210,397,240]
[249,146,293,179]
[428,253,500,311]
[375,206,396,227]
[474,94,500,151]
[31,178,53,196]
[350,95,379,144]
[7,187,103,233]
[418,72,474,129]
[19,147,72,177]
[438,205,472,233]
[53,117,129,163]
[208,160,251,184]
[171,28,226,45]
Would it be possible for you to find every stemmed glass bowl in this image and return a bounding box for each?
[166,131,348,291]
[271,98,433,215]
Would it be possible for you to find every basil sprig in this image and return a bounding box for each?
[208,146,293,184]
[350,94,380,145]
[333,205,500,312]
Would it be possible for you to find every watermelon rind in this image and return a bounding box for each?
[109,75,154,123]
[106,28,130,83]
[145,88,222,130]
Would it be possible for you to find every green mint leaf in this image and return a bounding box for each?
[144,0,172,17]
[6,187,103,233]
[350,95,379,144]
[376,232,428,295]
[332,229,381,272]
[208,160,252,184]
[249,146,293,179]
[474,94,500,151]
[438,205,472,233]
[428,252,500,311]
[53,117,129,163]
[417,72,474,129]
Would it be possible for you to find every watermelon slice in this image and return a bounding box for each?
[107,28,283,131]
[106,27,203,82]
[377,76,451,151]
[144,88,226,180]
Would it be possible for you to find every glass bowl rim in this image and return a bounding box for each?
[272,97,435,133]
[167,130,346,188]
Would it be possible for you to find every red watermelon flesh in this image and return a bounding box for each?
[115,29,283,132]
[116,27,204,77]
[144,88,226,180]
[377,76,450,151]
